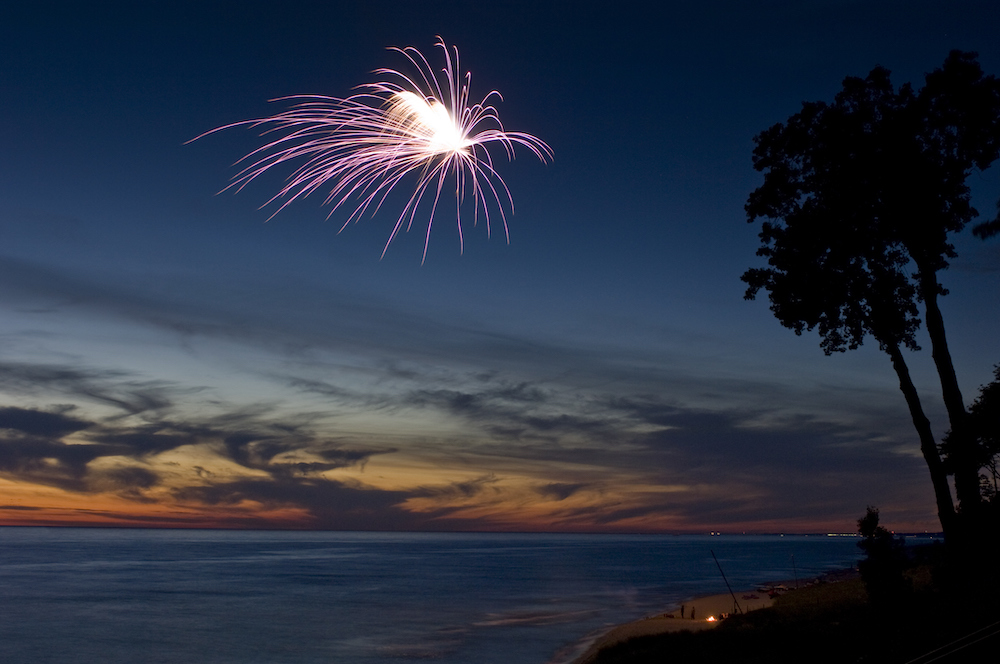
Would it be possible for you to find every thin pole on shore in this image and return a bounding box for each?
[710,550,743,614]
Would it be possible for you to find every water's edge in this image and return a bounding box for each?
[0,529,872,664]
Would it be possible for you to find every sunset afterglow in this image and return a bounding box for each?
[1,3,997,536]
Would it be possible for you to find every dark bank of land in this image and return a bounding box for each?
[587,546,1000,664]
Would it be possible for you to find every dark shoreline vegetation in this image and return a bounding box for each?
[589,542,1000,664]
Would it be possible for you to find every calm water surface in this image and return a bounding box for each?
[0,529,867,663]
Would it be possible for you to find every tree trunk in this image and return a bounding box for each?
[918,271,980,510]
[885,341,957,538]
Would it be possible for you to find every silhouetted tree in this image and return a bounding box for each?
[902,52,1000,514]
[962,366,1000,503]
[857,506,910,606]
[743,51,1000,541]
[941,367,1000,577]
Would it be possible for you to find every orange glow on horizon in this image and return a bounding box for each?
[0,452,939,534]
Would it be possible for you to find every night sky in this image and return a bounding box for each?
[1,1,998,532]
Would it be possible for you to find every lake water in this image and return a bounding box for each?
[0,528,866,663]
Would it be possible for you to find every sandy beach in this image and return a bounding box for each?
[569,587,780,664]
[569,569,861,664]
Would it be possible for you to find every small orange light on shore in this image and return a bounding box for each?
[707,616,716,622]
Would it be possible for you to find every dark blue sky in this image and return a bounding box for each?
[0,1,998,531]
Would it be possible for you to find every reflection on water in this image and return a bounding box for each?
[0,529,864,664]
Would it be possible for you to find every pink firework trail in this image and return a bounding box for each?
[195,37,551,262]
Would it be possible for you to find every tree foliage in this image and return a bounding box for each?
[963,366,1000,501]
[744,51,999,351]
[742,63,923,356]
[857,506,910,606]
[743,51,1000,537]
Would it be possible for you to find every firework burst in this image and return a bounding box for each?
[195,37,551,262]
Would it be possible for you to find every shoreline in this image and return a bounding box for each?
[567,568,859,664]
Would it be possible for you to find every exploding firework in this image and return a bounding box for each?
[195,37,551,261]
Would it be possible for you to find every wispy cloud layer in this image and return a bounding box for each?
[0,299,938,533]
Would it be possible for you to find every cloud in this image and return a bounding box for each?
[0,399,389,507]
[87,425,208,455]
[413,474,500,500]
[172,477,425,531]
[0,406,90,437]
[403,382,620,445]
[87,466,161,502]
[0,430,128,492]
[535,482,588,501]
[0,362,175,416]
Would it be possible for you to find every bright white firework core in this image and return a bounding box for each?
[388,91,472,155]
